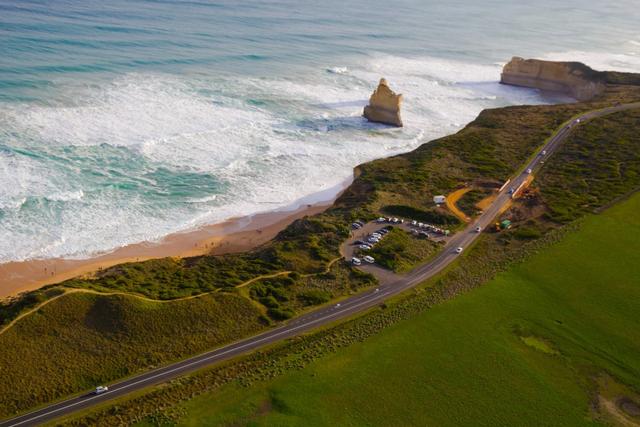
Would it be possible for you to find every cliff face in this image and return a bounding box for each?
[501,57,606,101]
[363,78,403,127]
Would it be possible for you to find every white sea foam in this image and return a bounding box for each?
[327,67,349,74]
[0,52,610,263]
[541,50,640,73]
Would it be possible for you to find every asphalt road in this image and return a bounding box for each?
[2,102,639,427]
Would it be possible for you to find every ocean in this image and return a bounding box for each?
[1,0,639,263]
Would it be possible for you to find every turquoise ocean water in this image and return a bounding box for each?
[1,0,639,262]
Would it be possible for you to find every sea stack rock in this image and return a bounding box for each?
[500,56,606,101]
[363,78,403,127]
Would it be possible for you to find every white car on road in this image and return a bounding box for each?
[455,247,463,254]
[94,386,109,395]
[363,255,375,264]
[351,257,362,266]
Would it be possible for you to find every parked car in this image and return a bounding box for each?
[376,217,386,223]
[475,226,482,233]
[363,255,375,264]
[351,257,362,266]
[368,237,379,244]
[411,220,417,226]
[455,247,463,254]
[94,386,109,395]
[359,244,372,250]
[351,223,361,229]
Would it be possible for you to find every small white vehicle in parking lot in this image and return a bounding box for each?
[411,220,417,226]
[351,257,362,266]
[363,255,375,264]
[94,386,109,395]
[455,247,463,254]
[376,217,386,223]
[368,237,379,244]
[359,244,372,250]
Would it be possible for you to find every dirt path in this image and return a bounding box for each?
[600,396,640,427]
[445,188,472,223]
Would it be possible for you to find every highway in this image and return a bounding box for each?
[2,102,638,427]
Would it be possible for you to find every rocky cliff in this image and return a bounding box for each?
[500,57,606,101]
[363,78,403,127]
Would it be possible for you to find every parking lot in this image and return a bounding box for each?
[340,217,453,284]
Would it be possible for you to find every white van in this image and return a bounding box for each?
[351,257,362,266]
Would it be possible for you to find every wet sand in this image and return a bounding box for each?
[0,180,351,299]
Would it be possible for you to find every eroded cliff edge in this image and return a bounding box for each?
[501,56,640,101]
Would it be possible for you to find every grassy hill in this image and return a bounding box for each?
[168,189,640,426]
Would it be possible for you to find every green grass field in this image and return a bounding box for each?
[174,192,640,426]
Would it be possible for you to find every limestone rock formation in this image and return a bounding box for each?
[500,56,606,101]
[363,78,403,127]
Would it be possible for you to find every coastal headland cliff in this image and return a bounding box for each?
[501,56,640,101]
[500,56,605,101]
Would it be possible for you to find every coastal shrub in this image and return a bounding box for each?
[267,307,294,321]
[538,109,640,222]
[366,228,440,273]
[297,289,331,306]
[0,292,266,418]
[456,188,493,217]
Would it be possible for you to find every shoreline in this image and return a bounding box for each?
[0,178,353,299]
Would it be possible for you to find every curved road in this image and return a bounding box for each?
[2,102,638,427]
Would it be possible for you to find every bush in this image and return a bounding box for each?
[267,307,294,321]
[297,290,331,306]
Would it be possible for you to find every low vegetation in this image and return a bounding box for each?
[455,188,493,217]
[365,227,440,272]
[0,292,266,417]
[537,108,640,223]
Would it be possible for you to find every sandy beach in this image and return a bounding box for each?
[0,180,351,299]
